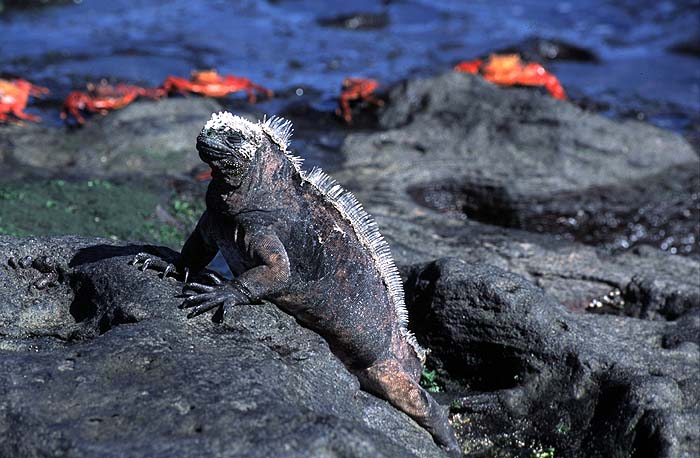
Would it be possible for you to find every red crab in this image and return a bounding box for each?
[61,81,165,125]
[455,54,567,100]
[195,169,213,181]
[336,77,384,124]
[162,70,273,103]
[0,78,49,123]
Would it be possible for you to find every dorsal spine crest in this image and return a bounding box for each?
[303,167,426,362]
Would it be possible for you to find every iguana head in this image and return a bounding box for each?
[197,112,261,180]
[197,112,296,184]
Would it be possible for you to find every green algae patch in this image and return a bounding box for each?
[0,179,202,248]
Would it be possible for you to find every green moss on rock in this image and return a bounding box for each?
[0,179,203,248]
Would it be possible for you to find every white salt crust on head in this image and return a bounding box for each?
[204,111,257,133]
[202,112,294,159]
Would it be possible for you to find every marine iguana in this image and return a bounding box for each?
[133,112,460,456]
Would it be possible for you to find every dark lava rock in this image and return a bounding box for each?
[1,67,698,458]
[0,98,224,180]
[497,37,600,63]
[410,162,699,257]
[317,12,390,31]
[0,235,444,458]
[369,191,700,322]
[403,257,700,458]
[385,208,698,326]
[331,71,699,320]
[337,71,699,257]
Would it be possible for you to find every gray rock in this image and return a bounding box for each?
[333,71,699,321]
[336,168,699,322]
[0,235,444,458]
[402,257,700,458]
[338,71,699,256]
[0,98,224,180]
[1,69,698,458]
[333,72,700,456]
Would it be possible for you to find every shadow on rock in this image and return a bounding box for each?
[69,243,177,267]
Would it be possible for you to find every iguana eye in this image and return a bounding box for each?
[227,132,243,145]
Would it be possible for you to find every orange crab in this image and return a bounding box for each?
[455,54,566,100]
[195,169,213,181]
[0,78,49,123]
[162,70,273,103]
[336,77,384,124]
[61,81,165,125]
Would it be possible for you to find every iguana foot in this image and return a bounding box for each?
[131,252,188,282]
[180,279,249,319]
[8,256,33,269]
[8,255,65,289]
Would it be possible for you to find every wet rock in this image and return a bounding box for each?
[0,97,225,180]
[403,257,700,458]
[411,163,699,257]
[497,37,600,63]
[0,235,444,458]
[317,12,390,31]
[344,170,699,322]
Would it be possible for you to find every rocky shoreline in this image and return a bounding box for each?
[1,72,698,457]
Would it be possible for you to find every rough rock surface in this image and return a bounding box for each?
[0,235,444,458]
[338,72,699,256]
[334,71,700,320]
[372,201,700,323]
[2,69,699,458]
[403,258,699,458]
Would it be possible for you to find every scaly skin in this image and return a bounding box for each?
[134,113,460,456]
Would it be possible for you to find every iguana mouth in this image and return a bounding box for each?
[196,136,231,161]
[197,144,230,161]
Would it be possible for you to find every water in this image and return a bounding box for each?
[2,0,699,147]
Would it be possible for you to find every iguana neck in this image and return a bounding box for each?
[206,153,296,217]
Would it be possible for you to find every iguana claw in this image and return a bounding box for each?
[131,252,182,280]
[182,282,216,294]
[202,272,223,285]
[180,282,249,318]
[162,263,175,279]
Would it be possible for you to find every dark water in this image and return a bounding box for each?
[2,0,699,147]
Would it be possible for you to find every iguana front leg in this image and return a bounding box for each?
[132,211,218,282]
[180,228,290,318]
[181,226,290,319]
